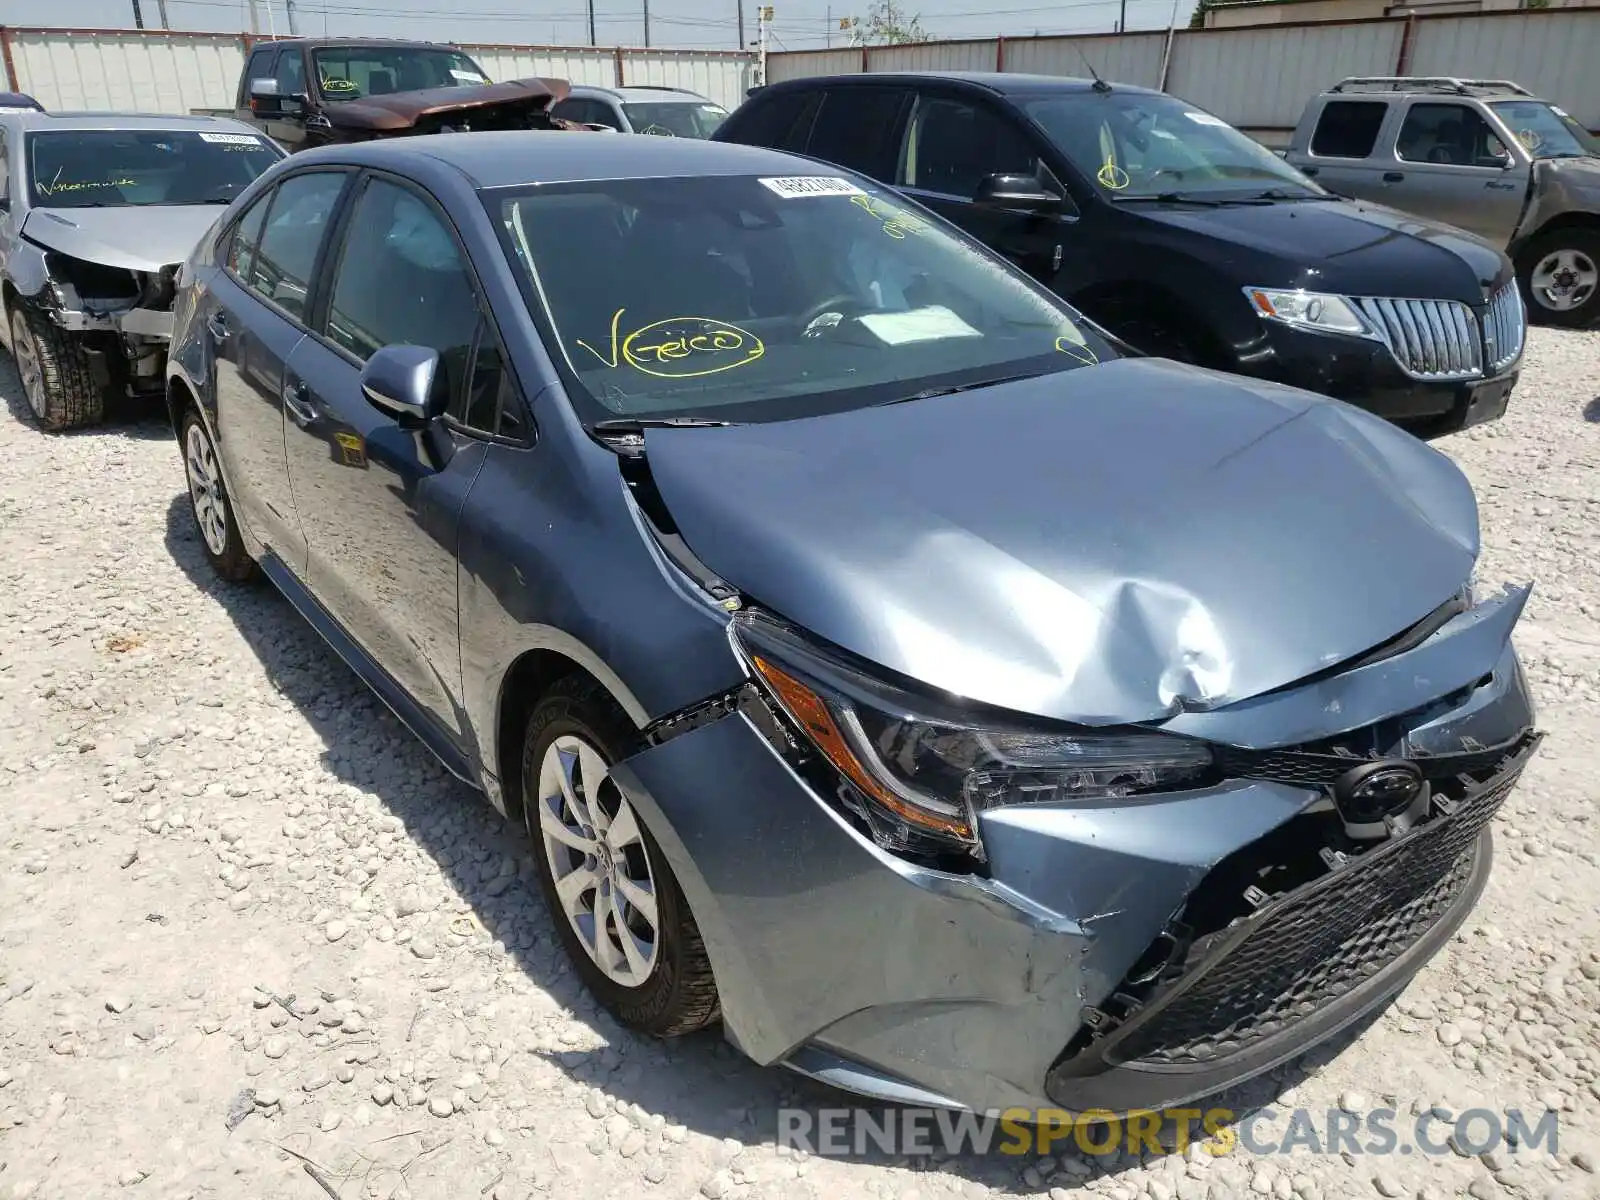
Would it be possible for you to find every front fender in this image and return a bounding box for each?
[6,240,53,302]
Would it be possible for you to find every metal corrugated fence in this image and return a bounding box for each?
[3,10,1597,130]
[765,7,1600,132]
[0,26,754,116]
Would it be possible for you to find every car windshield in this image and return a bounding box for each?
[1490,100,1599,160]
[622,101,729,138]
[1023,91,1324,200]
[311,46,490,101]
[493,174,1112,424]
[26,129,282,209]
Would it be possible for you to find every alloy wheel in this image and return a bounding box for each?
[184,422,229,557]
[1529,247,1598,313]
[10,310,45,421]
[535,734,660,988]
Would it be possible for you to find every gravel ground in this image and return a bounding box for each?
[0,329,1597,1200]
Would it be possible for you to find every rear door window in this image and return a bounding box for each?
[804,87,910,179]
[727,88,818,152]
[246,170,348,320]
[1309,100,1389,159]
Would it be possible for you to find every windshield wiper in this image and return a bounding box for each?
[592,416,736,432]
[1111,191,1227,207]
[880,371,1051,407]
[1243,187,1337,201]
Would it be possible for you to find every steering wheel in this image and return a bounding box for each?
[798,293,867,337]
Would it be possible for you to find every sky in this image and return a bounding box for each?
[14,0,1198,54]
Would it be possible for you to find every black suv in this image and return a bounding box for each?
[716,72,1527,436]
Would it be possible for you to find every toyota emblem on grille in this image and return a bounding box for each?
[1332,760,1424,823]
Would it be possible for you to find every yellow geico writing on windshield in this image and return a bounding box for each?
[575,308,765,379]
[1055,334,1099,365]
[850,193,927,239]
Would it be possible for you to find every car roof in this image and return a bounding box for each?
[0,111,264,133]
[760,70,1161,97]
[569,84,713,103]
[292,130,844,189]
[256,37,464,51]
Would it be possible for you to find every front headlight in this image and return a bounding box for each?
[731,611,1214,863]
[1244,287,1372,337]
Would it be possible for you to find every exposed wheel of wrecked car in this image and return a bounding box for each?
[522,676,720,1037]
[181,410,256,582]
[7,305,105,430]
[1518,228,1600,328]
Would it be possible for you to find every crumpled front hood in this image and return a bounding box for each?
[23,205,221,272]
[1130,199,1508,300]
[329,76,568,131]
[643,358,1480,726]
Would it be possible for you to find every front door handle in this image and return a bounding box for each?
[282,380,318,426]
[1383,171,1404,183]
[1301,165,1319,177]
[205,313,230,343]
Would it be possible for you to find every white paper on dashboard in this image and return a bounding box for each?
[857,305,982,345]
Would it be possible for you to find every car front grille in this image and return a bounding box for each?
[1052,733,1538,1075]
[1483,281,1525,374]
[1352,284,1525,383]
[1353,296,1484,381]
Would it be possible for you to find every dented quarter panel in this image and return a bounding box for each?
[1512,157,1600,251]
[643,357,1480,727]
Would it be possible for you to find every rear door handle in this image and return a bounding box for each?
[281,380,318,427]
[1383,172,1404,183]
[205,313,230,343]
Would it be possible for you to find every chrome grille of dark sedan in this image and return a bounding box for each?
[1353,296,1483,381]
[1483,281,1526,374]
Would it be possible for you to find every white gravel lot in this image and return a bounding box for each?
[0,330,1597,1200]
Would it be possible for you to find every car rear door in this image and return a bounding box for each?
[1289,97,1397,204]
[205,168,351,572]
[892,88,1071,283]
[280,170,491,746]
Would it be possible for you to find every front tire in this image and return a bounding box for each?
[8,305,106,430]
[1517,229,1600,328]
[180,409,256,582]
[522,676,720,1037]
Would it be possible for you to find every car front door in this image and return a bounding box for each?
[263,46,312,150]
[281,172,489,745]
[893,90,1071,283]
[207,169,350,571]
[1385,101,1530,245]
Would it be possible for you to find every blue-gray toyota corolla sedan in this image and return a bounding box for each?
[166,132,1541,1117]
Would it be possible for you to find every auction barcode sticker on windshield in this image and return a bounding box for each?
[758,176,866,199]
[199,132,263,145]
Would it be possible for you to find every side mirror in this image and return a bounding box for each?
[248,77,280,103]
[361,345,443,427]
[974,172,1063,213]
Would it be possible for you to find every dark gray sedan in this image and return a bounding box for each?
[165,132,1540,1117]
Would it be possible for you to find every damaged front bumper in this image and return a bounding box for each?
[607,587,1538,1115]
[53,304,173,340]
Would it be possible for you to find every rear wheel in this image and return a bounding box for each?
[8,305,106,430]
[1518,229,1600,328]
[522,676,720,1037]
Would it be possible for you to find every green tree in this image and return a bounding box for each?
[851,0,927,43]
[1188,0,1213,28]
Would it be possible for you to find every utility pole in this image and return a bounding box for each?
[588,0,597,46]
[644,0,651,47]
[826,5,830,47]
[285,0,298,34]
[757,5,771,86]
[156,0,170,27]
[131,0,145,28]
[1119,0,1127,33]
[737,0,746,49]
